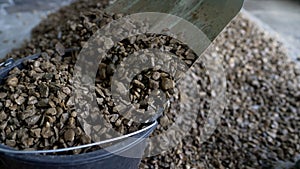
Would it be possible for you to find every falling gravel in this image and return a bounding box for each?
[0,0,299,168]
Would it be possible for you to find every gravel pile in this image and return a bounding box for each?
[141,14,300,169]
[0,0,299,168]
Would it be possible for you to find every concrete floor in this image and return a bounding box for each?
[244,0,300,62]
[0,0,73,59]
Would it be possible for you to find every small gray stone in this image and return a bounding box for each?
[38,83,49,98]
[0,93,7,99]
[25,115,41,126]
[64,129,75,142]
[55,42,65,56]
[45,108,57,116]
[161,77,174,90]
[28,96,38,105]
[15,96,26,105]
[30,128,41,138]
[6,76,18,87]
[152,72,161,80]
[41,127,54,139]
[0,111,7,121]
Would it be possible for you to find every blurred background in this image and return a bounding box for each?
[243,0,300,63]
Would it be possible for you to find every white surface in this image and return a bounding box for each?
[0,0,74,59]
[244,0,300,62]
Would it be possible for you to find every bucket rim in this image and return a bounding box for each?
[0,121,157,155]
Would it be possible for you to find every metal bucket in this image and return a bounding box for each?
[0,122,157,169]
[0,49,158,169]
